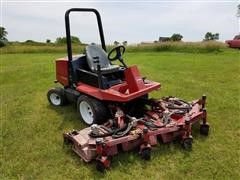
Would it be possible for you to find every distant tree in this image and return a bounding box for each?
[24,40,44,45]
[122,41,127,46]
[237,4,240,34]
[55,36,81,44]
[204,32,219,41]
[25,40,36,43]
[114,41,120,46]
[237,4,240,17]
[71,36,81,43]
[170,33,183,41]
[46,39,51,43]
[0,26,8,47]
[55,37,64,44]
[204,32,212,41]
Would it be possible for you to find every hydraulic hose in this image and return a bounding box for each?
[112,123,133,138]
[89,131,113,138]
[89,124,127,138]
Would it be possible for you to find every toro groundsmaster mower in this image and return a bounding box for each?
[47,8,210,172]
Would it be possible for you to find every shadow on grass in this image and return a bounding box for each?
[46,103,86,130]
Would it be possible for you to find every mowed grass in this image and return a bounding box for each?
[1,50,240,179]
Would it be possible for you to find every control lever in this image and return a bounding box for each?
[93,56,103,89]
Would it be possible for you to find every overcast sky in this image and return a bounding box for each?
[1,1,239,44]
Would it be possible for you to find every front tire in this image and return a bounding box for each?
[182,137,193,150]
[77,95,107,125]
[141,148,151,160]
[47,87,67,106]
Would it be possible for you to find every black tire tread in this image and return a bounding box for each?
[47,87,67,106]
[200,124,209,135]
[96,161,105,172]
[141,148,151,160]
[77,95,107,125]
[182,138,193,150]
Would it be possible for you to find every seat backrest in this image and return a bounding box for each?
[86,45,110,72]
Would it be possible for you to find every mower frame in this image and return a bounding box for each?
[65,8,106,86]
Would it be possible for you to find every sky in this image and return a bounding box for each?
[1,0,239,44]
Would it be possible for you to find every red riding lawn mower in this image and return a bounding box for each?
[47,8,210,172]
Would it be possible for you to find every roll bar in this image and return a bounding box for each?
[65,8,106,86]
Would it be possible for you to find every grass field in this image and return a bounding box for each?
[1,49,240,179]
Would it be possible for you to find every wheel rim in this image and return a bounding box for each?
[79,101,94,124]
[50,93,61,106]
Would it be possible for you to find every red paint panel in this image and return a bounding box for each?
[124,66,146,93]
[76,81,160,102]
[56,58,69,86]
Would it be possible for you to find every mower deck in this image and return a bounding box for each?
[63,95,209,171]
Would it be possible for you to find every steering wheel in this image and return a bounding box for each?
[108,46,125,61]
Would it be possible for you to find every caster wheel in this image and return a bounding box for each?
[200,123,209,135]
[47,87,67,106]
[182,137,193,150]
[96,161,105,172]
[63,137,71,145]
[141,148,151,160]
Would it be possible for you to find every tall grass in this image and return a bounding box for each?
[123,41,228,53]
[1,41,228,54]
[1,44,86,54]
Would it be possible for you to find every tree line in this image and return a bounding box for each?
[1,26,221,48]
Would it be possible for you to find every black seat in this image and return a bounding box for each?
[86,45,119,74]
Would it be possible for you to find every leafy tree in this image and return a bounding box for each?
[55,37,64,44]
[0,27,8,47]
[122,41,127,46]
[46,39,51,43]
[237,4,240,17]
[55,36,81,44]
[204,32,219,41]
[114,41,119,46]
[71,36,81,43]
[237,4,240,34]
[25,40,36,43]
[170,33,183,41]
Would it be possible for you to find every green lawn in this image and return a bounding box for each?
[1,50,240,179]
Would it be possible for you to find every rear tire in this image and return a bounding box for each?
[77,95,107,125]
[47,87,67,106]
